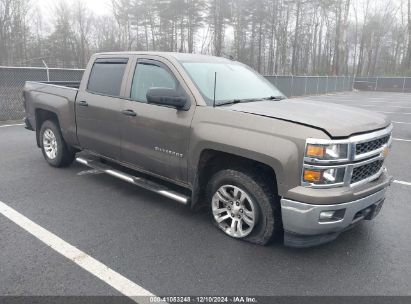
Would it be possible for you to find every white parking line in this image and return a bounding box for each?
[359,105,411,109]
[0,200,158,303]
[392,121,411,125]
[393,180,411,187]
[378,111,411,115]
[393,138,411,142]
[0,123,24,128]
[371,102,411,104]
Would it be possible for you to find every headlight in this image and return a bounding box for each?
[303,140,348,186]
[305,143,349,161]
[303,167,346,185]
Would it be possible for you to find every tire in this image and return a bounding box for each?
[206,168,282,245]
[40,120,75,167]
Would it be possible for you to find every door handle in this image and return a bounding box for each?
[121,109,137,117]
[77,100,88,107]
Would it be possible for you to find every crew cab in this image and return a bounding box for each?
[23,52,393,247]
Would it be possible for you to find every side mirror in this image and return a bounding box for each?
[146,87,188,109]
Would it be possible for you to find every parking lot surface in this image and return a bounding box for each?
[0,91,410,298]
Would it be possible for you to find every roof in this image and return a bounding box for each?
[93,51,233,63]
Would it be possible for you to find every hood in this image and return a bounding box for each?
[223,98,390,138]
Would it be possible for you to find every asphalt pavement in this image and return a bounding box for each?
[0,91,410,299]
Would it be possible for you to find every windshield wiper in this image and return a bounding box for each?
[215,96,285,107]
[215,98,263,107]
[262,95,285,101]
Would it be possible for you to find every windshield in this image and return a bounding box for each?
[180,61,285,106]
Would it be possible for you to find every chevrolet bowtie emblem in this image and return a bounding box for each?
[383,147,389,158]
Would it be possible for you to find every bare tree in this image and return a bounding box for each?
[405,0,411,71]
[73,0,93,67]
[1,0,410,76]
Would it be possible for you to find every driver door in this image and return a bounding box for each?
[119,56,195,184]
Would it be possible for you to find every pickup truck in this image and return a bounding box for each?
[23,52,393,247]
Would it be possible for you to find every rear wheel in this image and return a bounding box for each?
[207,168,282,245]
[40,120,75,167]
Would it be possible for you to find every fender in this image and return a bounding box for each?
[187,106,330,197]
[25,82,78,147]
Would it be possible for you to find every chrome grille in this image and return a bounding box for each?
[351,160,384,184]
[356,135,390,156]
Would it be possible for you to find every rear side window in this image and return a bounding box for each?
[87,58,128,97]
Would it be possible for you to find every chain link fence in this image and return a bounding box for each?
[2,65,408,122]
[0,66,84,121]
[264,75,354,97]
[1,67,356,122]
[354,77,411,93]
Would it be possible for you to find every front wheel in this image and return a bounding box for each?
[207,168,282,245]
[40,120,75,167]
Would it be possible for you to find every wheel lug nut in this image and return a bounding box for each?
[236,202,240,206]
[237,215,241,219]
[227,206,231,210]
[231,213,235,217]
[240,209,243,213]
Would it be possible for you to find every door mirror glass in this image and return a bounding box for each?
[146,87,187,109]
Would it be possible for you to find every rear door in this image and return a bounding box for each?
[120,56,196,183]
[76,57,131,160]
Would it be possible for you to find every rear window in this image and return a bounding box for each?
[87,58,128,96]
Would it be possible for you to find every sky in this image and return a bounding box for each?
[33,0,408,24]
[32,0,218,54]
[35,0,113,17]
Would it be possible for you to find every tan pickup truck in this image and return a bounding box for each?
[23,52,393,247]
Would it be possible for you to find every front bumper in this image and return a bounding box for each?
[281,188,388,248]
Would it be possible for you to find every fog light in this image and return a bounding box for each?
[319,209,345,222]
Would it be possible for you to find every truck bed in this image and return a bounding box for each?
[38,81,81,89]
[24,81,80,96]
[23,81,79,143]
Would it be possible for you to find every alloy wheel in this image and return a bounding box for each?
[212,185,257,238]
[42,129,58,159]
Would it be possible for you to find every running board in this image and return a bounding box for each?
[76,156,190,205]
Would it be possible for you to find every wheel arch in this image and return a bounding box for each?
[190,149,279,211]
[35,108,60,148]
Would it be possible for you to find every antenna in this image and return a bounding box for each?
[213,72,217,108]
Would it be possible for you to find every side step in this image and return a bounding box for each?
[76,156,190,205]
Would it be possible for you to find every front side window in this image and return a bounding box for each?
[131,61,178,102]
[180,61,285,106]
[87,58,128,97]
